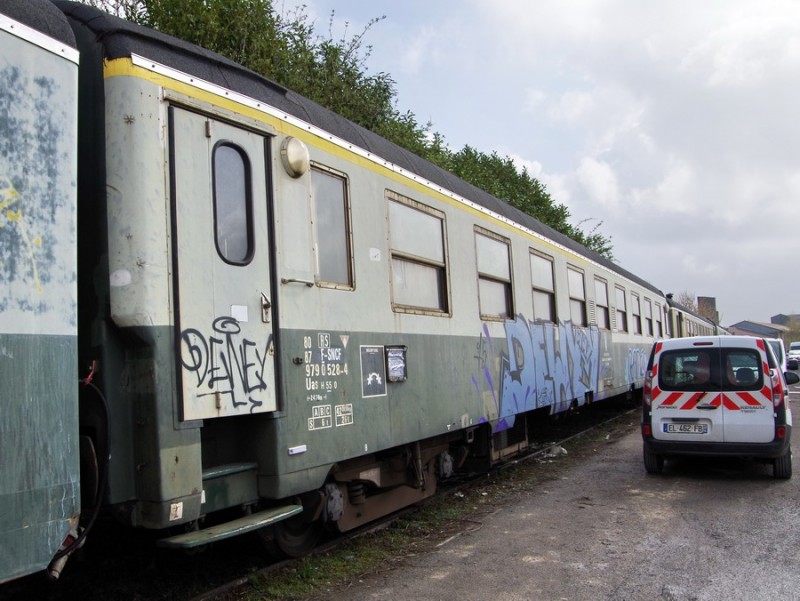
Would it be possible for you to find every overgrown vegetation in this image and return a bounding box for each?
[81,0,613,257]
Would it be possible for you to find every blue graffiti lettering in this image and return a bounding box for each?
[475,315,602,432]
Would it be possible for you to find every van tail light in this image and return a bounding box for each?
[776,425,787,440]
[770,369,784,407]
[643,370,653,407]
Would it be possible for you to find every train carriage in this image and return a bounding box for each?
[0,0,81,583]
[1,0,691,582]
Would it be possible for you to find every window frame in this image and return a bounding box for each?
[594,277,610,330]
[475,227,514,321]
[387,190,451,316]
[631,293,642,335]
[615,286,628,333]
[212,141,254,265]
[310,164,355,290]
[530,250,556,323]
[655,303,663,337]
[567,265,587,326]
[644,298,653,336]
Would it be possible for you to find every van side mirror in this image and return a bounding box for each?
[784,371,800,386]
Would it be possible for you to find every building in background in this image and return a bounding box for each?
[727,321,788,341]
[697,296,719,324]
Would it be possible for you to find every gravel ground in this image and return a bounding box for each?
[311,420,800,601]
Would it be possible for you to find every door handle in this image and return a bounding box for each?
[261,293,271,323]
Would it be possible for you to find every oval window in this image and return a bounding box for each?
[213,143,252,264]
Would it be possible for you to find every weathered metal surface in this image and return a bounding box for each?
[0,7,79,583]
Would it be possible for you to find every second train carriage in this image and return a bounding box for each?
[0,0,721,582]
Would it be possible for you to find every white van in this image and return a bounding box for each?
[641,336,800,478]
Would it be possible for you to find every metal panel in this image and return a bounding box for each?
[171,107,278,419]
[0,16,79,583]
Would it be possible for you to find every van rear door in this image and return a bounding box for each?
[650,340,724,443]
[719,337,775,443]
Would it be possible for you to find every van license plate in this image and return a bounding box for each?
[664,423,708,434]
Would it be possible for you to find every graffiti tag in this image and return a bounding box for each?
[180,317,272,413]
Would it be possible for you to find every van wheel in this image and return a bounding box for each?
[773,450,792,479]
[643,447,664,474]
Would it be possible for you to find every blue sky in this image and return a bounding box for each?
[281,0,800,327]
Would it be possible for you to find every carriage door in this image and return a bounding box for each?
[170,107,277,420]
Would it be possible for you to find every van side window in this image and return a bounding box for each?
[388,193,449,314]
[213,143,253,264]
[311,166,353,287]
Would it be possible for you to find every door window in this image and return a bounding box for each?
[213,143,252,264]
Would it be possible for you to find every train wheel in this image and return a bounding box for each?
[259,513,323,558]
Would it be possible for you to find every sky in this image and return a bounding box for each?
[280,0,800,327]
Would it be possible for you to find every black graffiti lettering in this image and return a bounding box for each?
[179,317,272,411]
[207,336,227,389]
[241,338,268,394]
[248,396,263,414]
[180,328,209,387]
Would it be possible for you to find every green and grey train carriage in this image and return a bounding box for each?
[0,0,80,584]
[0,0,707,583]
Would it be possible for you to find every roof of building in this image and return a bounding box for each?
[728,321,789,336]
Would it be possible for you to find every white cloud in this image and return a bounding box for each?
[576,158,620,209]
[547,90,594,124]
[523,88,546,112]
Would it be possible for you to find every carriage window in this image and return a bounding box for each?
[311,167,353,287]
[644,298,653,336]
[213,143,252,264]
[632,294,642,335]
[616,286,628,332]
[567,266,586,326]
[655,303,663,337]
[476,229,513,320]
[530,251,556,322]
[388,194,448,313]
[594,278,609,329]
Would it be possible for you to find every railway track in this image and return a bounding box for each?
[0,399,638,601]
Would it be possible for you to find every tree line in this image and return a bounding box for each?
[83,0,613,258]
